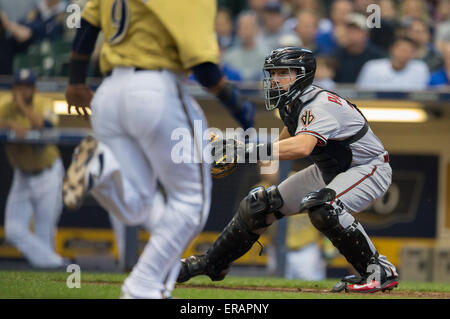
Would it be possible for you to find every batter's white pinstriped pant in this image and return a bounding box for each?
[89,68,212,298]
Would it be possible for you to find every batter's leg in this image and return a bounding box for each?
[64,70,158,225]
[121,72,212,298]
[108,213,127,270]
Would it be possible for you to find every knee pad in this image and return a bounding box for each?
[299,188,340,235]
[236,185,284,232]
[307,203,343,240]
[299,188,336,214]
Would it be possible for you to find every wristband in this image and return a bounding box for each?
[68,59,89,84]
[245,143,273,162]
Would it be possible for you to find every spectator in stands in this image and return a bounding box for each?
[369,0,399,51]
[0,69,66,269]
[379,0,398,20]
[261,1,292,51]
[217,0,247,18]
[216,7,236,51]
[435,0,450,23]
[399,0,432,26]
[435,0,450,53]
[313,55,337,90]
[278,32,302,48]
[247,0,271,25]
[222,11,267,82]
[295,10,320,53]
[356,36,430,91]
[0,12,33,75]
[20,0,66,43]
[290,0,325,16]
[429,42,450,87]
[353,0,374,16]
[333,13,385,83]
[0,0,36,23]
[315,0,354,54]
[406,18,444,72]
[284,0,330,43]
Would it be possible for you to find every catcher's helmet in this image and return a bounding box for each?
[263,47,316,110]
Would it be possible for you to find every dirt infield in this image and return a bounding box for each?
[54,280,450,298]
[180,284,450,299]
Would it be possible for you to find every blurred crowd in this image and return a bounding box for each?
[0,0,87,78]
[1,0,450,90]
[216,0,450,90]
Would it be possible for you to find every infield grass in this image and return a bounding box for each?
[0,270,449,299]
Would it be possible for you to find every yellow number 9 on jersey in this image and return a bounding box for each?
[109,0,130,45]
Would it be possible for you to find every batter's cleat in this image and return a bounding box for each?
[119,290,134,299]
[63,135,103,210]
[177,255,230,283]
[331,265,399,293]
[120,284,174,299]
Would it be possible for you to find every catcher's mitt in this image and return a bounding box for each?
[209,134,243,179]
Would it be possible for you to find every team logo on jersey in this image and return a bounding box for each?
[300,110,315,127]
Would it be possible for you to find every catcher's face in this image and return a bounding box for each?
[263,67,299,110]
[269,68,297,91]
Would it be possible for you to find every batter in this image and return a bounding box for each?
[62,0,255,299]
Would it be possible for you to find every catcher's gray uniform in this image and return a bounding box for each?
[277,85,397,276]
[177,48,398,293]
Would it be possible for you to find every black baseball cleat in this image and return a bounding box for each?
[331,263,399,293]
[177,255,230,283]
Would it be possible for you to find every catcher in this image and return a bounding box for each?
[178,47,399,293]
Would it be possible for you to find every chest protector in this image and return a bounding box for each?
[279,89,369,185]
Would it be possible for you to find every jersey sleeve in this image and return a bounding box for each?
[294,106,340,146]
[81,0,101,28]
[146,0,220,69]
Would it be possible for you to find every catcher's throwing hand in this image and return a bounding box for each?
[65,84,93,119]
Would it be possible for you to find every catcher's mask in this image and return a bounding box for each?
[263,47,316,110]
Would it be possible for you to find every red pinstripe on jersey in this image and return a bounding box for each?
[330,166,378,204]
